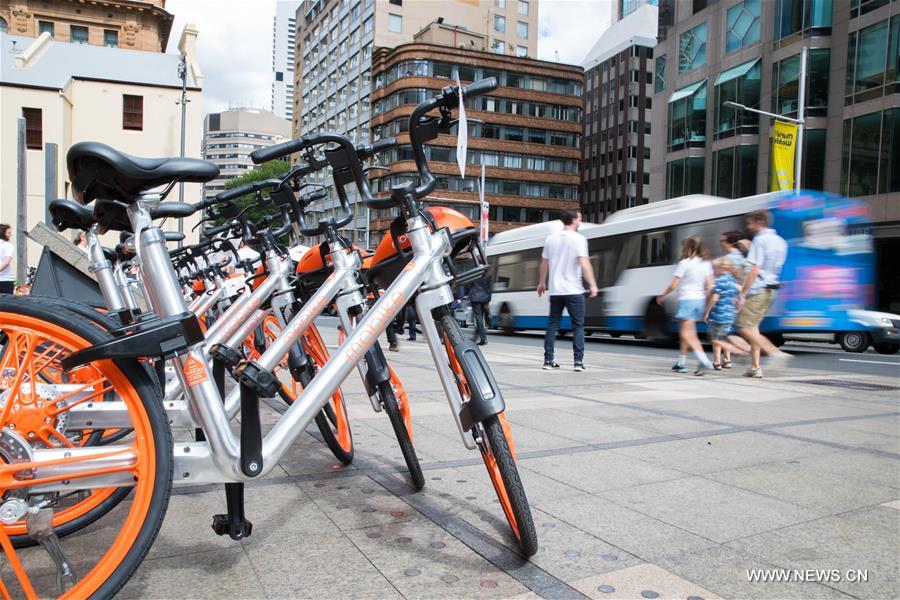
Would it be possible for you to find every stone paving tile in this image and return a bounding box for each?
[783,450,900,490]
[706,456,900,514]
[569,563,721,600]
[773,422,900,454]
[298,472,424,531]
[653,544,852,599]
[726,505,900,599]
[505,411,664,446]
[611,431,834,475]
[345,519,528,599]
[121,547,266,599]
[534,493,718,562]
[600,476,816,544]
[523,449,691,495]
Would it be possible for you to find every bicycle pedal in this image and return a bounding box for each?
[211,514,253,540]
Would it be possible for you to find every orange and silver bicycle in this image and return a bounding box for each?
[0,77,535,599]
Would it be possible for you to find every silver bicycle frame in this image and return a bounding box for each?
[85,227,125,313]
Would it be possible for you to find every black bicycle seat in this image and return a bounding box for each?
[68,142,219,204]
[49,199,96,232]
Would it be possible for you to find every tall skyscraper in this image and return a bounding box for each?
[650,0,900,311]
[271,1,301,120]
[292,0,540,244]
[581,3,658,222]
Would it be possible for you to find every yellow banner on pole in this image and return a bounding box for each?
[771,120,798,191]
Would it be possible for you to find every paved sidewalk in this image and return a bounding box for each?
[122,327,900,599]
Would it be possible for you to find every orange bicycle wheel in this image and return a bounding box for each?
[307,325,353,462]
[440,312,537,556]
[0,297,172,598]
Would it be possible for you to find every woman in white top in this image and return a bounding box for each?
[0,224,15,295]
[656,236,714,375]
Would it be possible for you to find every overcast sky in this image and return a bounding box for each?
[165,0,613,115]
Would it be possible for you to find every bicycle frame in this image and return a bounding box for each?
[27,198,473,491]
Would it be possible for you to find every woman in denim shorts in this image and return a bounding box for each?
[656,236,714,375]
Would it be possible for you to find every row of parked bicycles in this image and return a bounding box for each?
[0,78,538,598]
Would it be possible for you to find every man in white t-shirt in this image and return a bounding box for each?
[537,209,599,372]
[0,224,15,294]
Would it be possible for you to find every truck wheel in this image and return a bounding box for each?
[873,342,899,355]
[499,307,516,335]
[838,331,870,353]
[765,332,785,347]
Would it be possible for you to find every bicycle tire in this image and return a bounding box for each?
[439,312,538,557]
[379,377,425,490]
[304,326,354,464]
[0,295,173,597]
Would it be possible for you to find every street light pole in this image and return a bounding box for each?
[723,46,807,193]
[176,53,189,244]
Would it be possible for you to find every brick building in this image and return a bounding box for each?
[368,22,583,244]
[0,0,173,53]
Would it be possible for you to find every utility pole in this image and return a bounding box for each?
[723,46,807,193]
[176,53,189,244]
[16,118,27,282]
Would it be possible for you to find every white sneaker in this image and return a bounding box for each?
[743,367,763,378]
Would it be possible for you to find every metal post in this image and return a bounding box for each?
[44,142,58,227]
[794,46,807,194]
[177,53,189,244]
[16,118,27,282]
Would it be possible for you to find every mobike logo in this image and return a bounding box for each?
[345,291,406,363]
[403,260,416,272]
[285,294,328,338]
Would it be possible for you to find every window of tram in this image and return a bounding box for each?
[494,249,542,291]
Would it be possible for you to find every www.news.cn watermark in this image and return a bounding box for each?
[747,569,869,583]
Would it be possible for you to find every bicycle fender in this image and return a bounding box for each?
[363,342,392,388]
[455,340,506,431]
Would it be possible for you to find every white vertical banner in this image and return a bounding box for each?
[455,72,468,179]
[479,164,489,242]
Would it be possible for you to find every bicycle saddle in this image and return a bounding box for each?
[49,198,96,232]
[67,141,219,204]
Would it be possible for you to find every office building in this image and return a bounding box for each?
[618,0,658,21]
[202,108,292,200]
[271,1,301,120]
[292,0,539,244]
[581,3,658,222]
[0,26,204,267]
[368,21,583,244]
[651,0,899,311]
[0,0,173,52]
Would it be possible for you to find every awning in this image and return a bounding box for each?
[668,79,707,103]
[715,58,760,85]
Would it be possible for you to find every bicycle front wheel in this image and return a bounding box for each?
[0,296,173,598]
[440,312,537,556]
[379,371,424,490]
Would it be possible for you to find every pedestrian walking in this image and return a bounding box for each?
[404,303,419,341]
[468,267,493,346]
[0,224,15,295]
[704,258,741,369]
[656,236,714,375]
[720,230,747,274]
[737,210,790,378]
[537,209,599,372]
[74,232,89,253]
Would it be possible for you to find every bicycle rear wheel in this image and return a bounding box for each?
[439,312,537,556]
[304,325,354,464]
[0,296,173,598]
[379,371,424,490]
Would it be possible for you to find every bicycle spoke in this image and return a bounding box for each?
[0,528,39,600]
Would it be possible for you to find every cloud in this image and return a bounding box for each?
[537,0,614,66]
[166,0,278,115]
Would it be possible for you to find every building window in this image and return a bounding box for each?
[103,29,118,47]
[655,54,666,93]
[713,145,757,198]
[70,25,89,44]
[772,48,831,118]
[715,59,760,139]
[123,94,143,131]
[388,13,402,33]
[517,21,528,39]
[22,108,42,150]
[666,157,704,198]
[841,108,900,196]
[678,22,707,72]
[363,16,373,33]
[774,0,832,40]
[518,0,529,15]
[494,15,506,33]
[667,80,707,150]
[846,16,900,104]
[0,17,7,34]
[516,45,527,57]
[495,0,506,8]
[491,39,505,54]
[38,21,54,38]
[725,0,760,53]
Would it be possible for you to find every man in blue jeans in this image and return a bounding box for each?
[536,209,599,372]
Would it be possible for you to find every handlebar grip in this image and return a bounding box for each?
[462,77,498,99]
[356,137,397,161]
[250,139,303,164]
[202,219,238,238]
[217,184,254,203]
